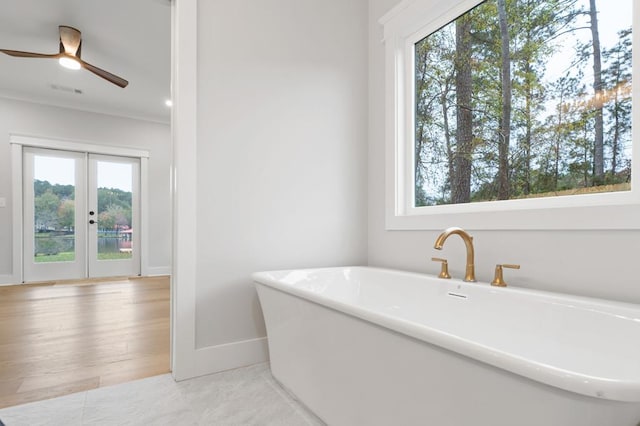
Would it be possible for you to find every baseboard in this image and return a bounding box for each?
[145,266,172,276]
[0,274,19,286]
[187,337,269,380]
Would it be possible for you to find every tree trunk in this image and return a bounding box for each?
[611,84,620,177]
[584,123,590,187]
[441,84,455,195]
[554,92,564,191]
[523,61,532,195]
[453,15,473,204]
[415,126,425,203]
[522,1,533,196]
[497,0,511,200]
[554,139,560,190]
[609,53,622,177]
[589,0,604,184]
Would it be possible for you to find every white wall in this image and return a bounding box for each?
[0,97,172,281]
[368,0,640,304]
[194,0,368,352]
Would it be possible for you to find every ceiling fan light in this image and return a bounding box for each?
[59,56,81,70]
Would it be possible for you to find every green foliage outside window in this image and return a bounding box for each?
[414,0,632,206]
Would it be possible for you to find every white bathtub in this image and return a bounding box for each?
[253,266,640,426]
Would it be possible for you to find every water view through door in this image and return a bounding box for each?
[23,147,141,282]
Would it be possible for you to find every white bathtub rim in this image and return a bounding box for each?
[253,266,640,311]
[252,266,640,402]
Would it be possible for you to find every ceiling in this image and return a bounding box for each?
[0,0,171,123]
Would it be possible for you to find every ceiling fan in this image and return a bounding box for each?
[0,25,128,88]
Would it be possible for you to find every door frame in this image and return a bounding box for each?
[10,134,150,283]
[4,1,192,381]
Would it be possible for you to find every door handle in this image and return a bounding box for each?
[89,219,97,225]
[89,211,95,216]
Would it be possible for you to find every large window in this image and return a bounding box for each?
[381,0,639,230]
[414,0,632,207]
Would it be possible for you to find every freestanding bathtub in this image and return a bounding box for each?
[253,266,640,426]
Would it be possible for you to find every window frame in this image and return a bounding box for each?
[380,0,640,230]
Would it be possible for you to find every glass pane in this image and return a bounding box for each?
[414,0,632,206]
[97,161,133,261]
[33,156,76,263]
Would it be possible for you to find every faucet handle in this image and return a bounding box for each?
[491,264,520,287]
[431,257,451,279]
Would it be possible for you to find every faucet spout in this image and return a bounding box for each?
[433,227,476,282]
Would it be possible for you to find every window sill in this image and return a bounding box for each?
[386,191,640,230]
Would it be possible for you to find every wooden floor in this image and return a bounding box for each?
[0,276,170,409]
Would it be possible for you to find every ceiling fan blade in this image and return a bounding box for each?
[80,60,129,88]
[0,49,59,59]
[59,25,82,56]
[3,26,129,88]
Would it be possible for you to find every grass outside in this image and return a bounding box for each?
[515,182,630,200]
[34,252,75,263]
[98,252,133,261]
[34,252,132,263]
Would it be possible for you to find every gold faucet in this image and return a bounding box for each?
[491,264,520,287]
[433,227,476,282]
[431,257,451,279]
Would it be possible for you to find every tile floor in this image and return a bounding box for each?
[0,363,325,426]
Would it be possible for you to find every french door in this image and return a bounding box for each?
[23,147,141,282]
